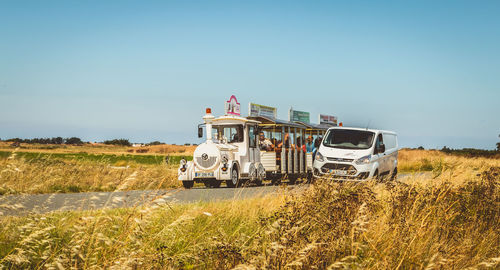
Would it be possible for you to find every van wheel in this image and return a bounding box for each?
[391,168,398,181]
[182,181,194,189]
[373,170,379,181]
[226,167,239,188]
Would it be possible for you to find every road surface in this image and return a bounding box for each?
[0,185,287,216]
[0,173,421,216]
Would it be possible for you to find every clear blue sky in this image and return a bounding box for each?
[1,0,499,149]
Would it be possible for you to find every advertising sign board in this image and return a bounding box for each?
[289,108,310,123]
[249,103,277,119]
[319,114,338,126]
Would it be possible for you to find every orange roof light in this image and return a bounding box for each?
[206,108,212,114]
[339,122,343,127]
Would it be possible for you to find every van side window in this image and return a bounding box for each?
[374,134,384,154]
[249,126,257,148]
[382,134,397,151]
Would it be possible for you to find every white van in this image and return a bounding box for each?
[312,127,398,180]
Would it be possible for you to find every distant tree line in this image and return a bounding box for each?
[103,139,131,147]
[441,146,499,158]
[4,137,84,145]
[146,141,163,146]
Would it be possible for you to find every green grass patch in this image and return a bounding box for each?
[0,151,192,165]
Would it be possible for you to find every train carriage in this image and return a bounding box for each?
[178,96,336,188]
[247,116,308,184]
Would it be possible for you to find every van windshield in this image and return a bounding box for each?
[323,129,375,150]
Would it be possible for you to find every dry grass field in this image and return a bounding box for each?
[0,143,198,194]
[0,142,196,156]
[0,148,498,268]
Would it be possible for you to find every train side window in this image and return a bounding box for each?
[249,126,257,148]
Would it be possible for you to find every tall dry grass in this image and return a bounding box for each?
[0,194,285,269]
[0,150,180,194]
[0,151,498,269]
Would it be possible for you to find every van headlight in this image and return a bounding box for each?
[180,159,187,166]
[315,152,324,162]
[355,155,371,165]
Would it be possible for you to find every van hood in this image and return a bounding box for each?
[318,146,372,160]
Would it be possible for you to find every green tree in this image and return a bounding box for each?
[497,134,500,151]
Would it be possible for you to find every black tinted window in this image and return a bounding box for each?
[323,129,375,150]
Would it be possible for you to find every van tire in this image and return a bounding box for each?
[226,167,239,188]
[373,170,379,181]
[391,168,398,181]
[182,181,194,189]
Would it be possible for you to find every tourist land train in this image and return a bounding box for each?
[178,95,398,188]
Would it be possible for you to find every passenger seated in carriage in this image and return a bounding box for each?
[306,136,314,153]
[259,132,274,151]
[296,136,306,152]
[277,133,292,149]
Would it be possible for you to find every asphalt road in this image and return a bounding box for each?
[0,185,286,216]
[0,173,420,217]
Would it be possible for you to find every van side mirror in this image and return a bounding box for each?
[379,143,385,154]
[198,127,203,138]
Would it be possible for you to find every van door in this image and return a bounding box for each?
[382,133,398,173]
[374,133,387,174]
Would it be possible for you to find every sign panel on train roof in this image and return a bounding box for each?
[249,102,277,119]
[224,95,241,116]
[319,114,338,126]
[289,107,310,124]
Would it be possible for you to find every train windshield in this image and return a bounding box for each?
[212,125,244,143]
[323,129,375,150]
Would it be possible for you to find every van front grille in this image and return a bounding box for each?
[326,157,354,162]
[321,163,357,175]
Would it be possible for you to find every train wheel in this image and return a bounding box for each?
[182,181,194,189]
[288,175,298,185]
[271,177,281,185]
[226,167,239,188]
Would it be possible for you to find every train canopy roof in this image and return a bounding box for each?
[294,121,332,131]
[212,115,261,124]
[247,116,304,129]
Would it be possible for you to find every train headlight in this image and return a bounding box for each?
[221,154,228,165]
